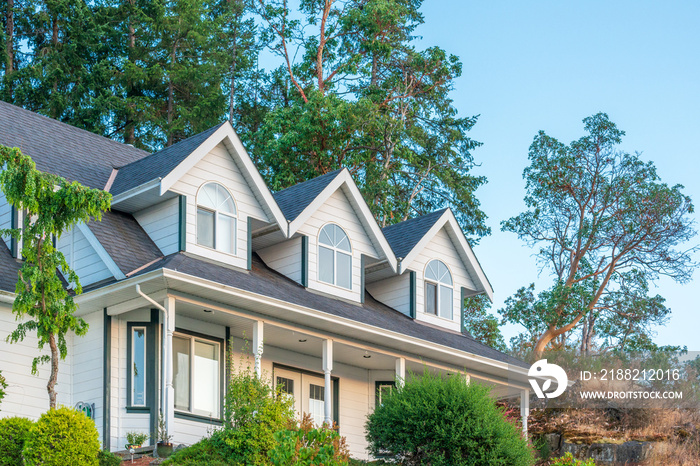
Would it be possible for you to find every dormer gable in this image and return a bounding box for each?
[263,169,397,303]
[368,209,492,333]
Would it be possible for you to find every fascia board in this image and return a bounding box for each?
[76,222,126,280]
[287,169,398,272]
[161,268,522,378]
[159,122,289,237]
[398,209,493,301]
[110,178,161,206]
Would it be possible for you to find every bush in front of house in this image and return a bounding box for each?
[365,370,535,466]
[161,438,229,465]
[0,416,35,466]
[268,414,350,465]
[98,449,123,466]
[23,407,100,466]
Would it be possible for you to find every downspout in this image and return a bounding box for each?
[135,284,169,440]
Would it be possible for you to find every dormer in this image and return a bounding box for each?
[258,169,396,303]
[367,209,492,333]
[107,123,287,271]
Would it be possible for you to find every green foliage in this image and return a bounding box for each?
[161,438,228,466]
[98,450,123,466]
[0,370,6,409]
[23,407,100,466]
[500,113,697,355]
[268,414,350,466]
[365,370,534,465]
[550,452,596,466]
[0,146,111,407]
[211,360,295,465]
[0,417,34,466]
[126,431,149,447]
[462,294,506,351]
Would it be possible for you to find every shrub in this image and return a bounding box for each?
[365,370,535,466]
[0,370,7,410]
[268,414,350,465]
[23,407,100,466]
[0,417,34,466]
[126,431,149,447]
[162,438,228,466]
[550,452,596,465]
[98,450,123,466]
[210,362,295,465]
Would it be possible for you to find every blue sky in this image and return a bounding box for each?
[416,1,700,348]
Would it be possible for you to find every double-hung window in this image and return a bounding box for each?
[424,259,453,319]
[318,224,352,289]
[173,333,221,418]
[196,182,237,254]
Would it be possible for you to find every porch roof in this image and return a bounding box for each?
[134,251,528,369]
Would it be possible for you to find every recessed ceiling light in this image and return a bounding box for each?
[298,339,307,343]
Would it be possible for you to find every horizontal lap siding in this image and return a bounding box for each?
[72,310,104,443]
[413,227,474,332]
[257,237,302,283]
[134,198,179,255]
[299,188,380,303]
[366,274,410,316]
[57,227,113,286]
[0,304,72,420]
[172,417,219,445]
[172,143,268,270]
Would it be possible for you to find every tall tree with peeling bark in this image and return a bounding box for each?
[0,146,111,408]
[501,113,697,358]
[250,0,487,238]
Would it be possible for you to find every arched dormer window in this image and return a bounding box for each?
[197,182,237,254]
[424,260,453,319]
[318,224,352,289]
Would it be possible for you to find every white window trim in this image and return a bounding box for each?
[317,223,353,290]
[130,326,147,407]
[173,331,222,418]
[196,182,238,256]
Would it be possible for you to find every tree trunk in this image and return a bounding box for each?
[167,44,177,146]
[5,0,13,75]
[47,333,59,409]
[125,20,136,145]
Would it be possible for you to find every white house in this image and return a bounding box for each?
[0,101,531,459]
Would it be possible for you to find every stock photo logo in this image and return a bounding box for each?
[528,359,568,399]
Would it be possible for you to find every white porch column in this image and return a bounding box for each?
[322,339,333,425]
[463,373,471,385]
[164,297,176,433]
[520,388,530,437]
[395,357,406,387]
[252,320,264,377]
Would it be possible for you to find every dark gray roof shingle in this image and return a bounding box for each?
[0,241,22,293]
[381,209,447,259]
[110,123,225,195]
[87,210,163,275]
[136,252,527,368]
[273,169,343,221]
[0,101,148,189]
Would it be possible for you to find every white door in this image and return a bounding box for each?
[274,368,331,427]
[274,368,302,417]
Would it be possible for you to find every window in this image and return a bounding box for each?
[173,333,221,418]
[196,182,237,254]
[318,224,352,289]
[424,260,453,319]
[308,384,325,426]
[131,327,147,406]
[375,381,396,407]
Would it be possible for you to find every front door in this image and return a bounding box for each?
[273,367,332,427]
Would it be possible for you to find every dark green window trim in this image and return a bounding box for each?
[178,195,187,251]
[409,271,417,319]
[272,363,340,427]
[246,217,253,270]
[360,255,365,304]
[126,309,158,444]
[460,287,466,334]
[125,406,151,414]
[174,411,223,426]
[103,309,111,451]
[173,327,225,422]
[10,206,18,258]
[301,236,309,287]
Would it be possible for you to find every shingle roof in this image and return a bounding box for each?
[0,101,148,189]
[273,169,343,221]
[0,241,22,293]
[87,210,163,275]
[136,251,527,368]
[381,209,448,259]
[110,123,225,195]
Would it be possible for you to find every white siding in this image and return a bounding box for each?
[366,274,411,317]
[134,198,179,256]
[56,227,113,286]
[72,310,104,443]
[0,304,72,420]
[171,143,270,269]
[413,227,475,332]
[298,187,380,303]
[257,236,302,284]
[0,190,11,250]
